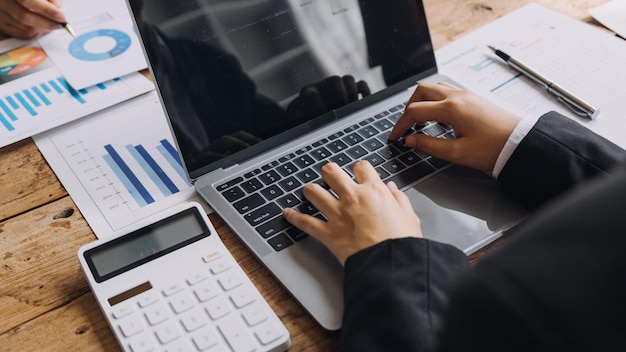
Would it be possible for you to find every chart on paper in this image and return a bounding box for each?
[0,44,154,147]
[35,92,199,237]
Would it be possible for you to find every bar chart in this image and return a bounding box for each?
[35,92,196,236]
[0,65,153,147]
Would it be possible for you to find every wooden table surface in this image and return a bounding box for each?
[0,1,609,351]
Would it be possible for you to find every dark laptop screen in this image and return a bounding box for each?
[127,0,436,178]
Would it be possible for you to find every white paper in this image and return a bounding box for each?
[0,40,153,147]
[37,0,147,90]
[34,92,211,238]
[590,0,626,39]
[436,3,626,149]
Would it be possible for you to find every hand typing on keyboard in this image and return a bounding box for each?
[283,81,522,265]
[389,81,521,172]
[282,161,422,266]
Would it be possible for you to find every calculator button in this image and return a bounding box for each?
[128,332,156,352]
[180,309,208,332]
[137,292,159,308]
[112,305,134,319]
[241,305,269,327]
[194,281,220,302]
[254,320,283,345]
[209,259,231,274]
[169,291,195,314]
[229,286,256,308]
[163,339,191,352]
[218,273,243,291]
[218,315,256,352]
[162,283,184,297]
[202,251,221,263]
[154,321,181,344]
[119,315,145,337]
[191,326,220,351]
[144,303,170,326]
[186,270,209,285]
[205,297,232,320]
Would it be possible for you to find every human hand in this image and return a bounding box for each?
[282,161,422,266]
[0,0,66,39]
[388,82,521,171]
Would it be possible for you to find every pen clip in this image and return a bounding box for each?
[556,96,593,119]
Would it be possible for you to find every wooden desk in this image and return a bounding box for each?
[0,1,608,350]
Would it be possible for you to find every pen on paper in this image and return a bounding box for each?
[58,21,76,37]
[488,45,599,120]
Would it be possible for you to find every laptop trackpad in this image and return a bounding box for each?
[405,165,527,254]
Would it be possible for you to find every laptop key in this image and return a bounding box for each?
[329,152,352,166]
[222,186,246,202]
[259,170,281,185]
[296,168,318,183]
[233,194,265,214]
[378,145,401,160]
[244,203,282,227]
[382,160,406,174]
[217,177,243,192]
[386,161,437,189]
[276,162,298,176]
[399,151,423,166]
[343,133,364,146]
[311,147,332,161]
[267,233,293,252]
[373,118,393,131]
[362,138,384,152]
[278,176,301,192]
[346,145,368,159]
[260,185,284,201]
[294,155,315,168]
[286,228,308,242]
[241,178,263,193]
[256,216,291,239]
[357,126,379,138]
[327,140,348,153]
[277,194,300,208]
[363,152,385,166]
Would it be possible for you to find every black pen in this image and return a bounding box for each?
[58,21,76,37]
[488,45,599,120]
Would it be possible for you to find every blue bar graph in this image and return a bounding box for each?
[0,76,122,132]
[158,139,191,186]
[127,144,179,196]
[14,92,37,116]
[104,144,154,206]
[102,139,189,208]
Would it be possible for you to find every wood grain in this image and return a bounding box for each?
[0,1,610,350]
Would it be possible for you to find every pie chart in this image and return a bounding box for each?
[69,29,131,61]
[0,47,48,75]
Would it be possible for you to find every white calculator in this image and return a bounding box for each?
[78,202,291,352]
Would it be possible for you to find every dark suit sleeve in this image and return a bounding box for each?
[498,111,626,209]
[340,238,469,352]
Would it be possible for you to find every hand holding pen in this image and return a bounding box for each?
[488,45,599,120]
[0,0,74,39]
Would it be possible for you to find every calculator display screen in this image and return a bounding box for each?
[85,208,209,282]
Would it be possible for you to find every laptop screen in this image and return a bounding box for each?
[127,0,436,179]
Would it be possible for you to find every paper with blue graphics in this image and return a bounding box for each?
[33,92,210,238]
[38,0,147,90]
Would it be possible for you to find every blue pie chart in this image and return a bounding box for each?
[69,29,131,61]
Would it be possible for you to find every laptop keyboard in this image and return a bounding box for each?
[216,103,455,252]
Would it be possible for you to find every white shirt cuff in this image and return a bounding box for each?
[492,114,542,178]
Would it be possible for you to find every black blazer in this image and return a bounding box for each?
[340,112,626,352]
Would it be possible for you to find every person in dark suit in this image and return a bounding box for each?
[283,81,626,351]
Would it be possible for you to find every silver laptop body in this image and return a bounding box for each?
[127,0,527,331]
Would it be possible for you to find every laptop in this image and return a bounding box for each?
[126,0,527,331]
